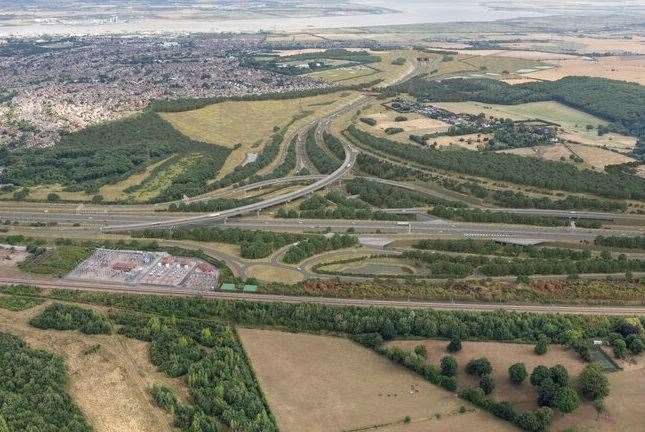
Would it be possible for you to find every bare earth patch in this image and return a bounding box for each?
[238,328,515,432]
[499,144,574,161]
[0,303,186,432]
[567,144,636,169]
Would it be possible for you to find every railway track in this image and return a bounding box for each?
[2,276,644,316]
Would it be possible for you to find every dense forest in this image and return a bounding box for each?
[304,127,342,174]
[0,332,92,431]
[0,112,231,199]
[414,239,592,260]
[346,125,645,200]
[345,178,434,208]
[168,196,259,213]
[390,76,645,155]
[30,303,112,335]
[133,226,306,259]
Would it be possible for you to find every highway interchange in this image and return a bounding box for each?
[1,56,643,316]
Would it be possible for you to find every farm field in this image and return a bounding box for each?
[422,53,547,81]
[0,302,185,432]
[521,55,645,85]
[160,91,354,178]
[238,328,515,432]
[502,36,645,55]
[389,339,645,432]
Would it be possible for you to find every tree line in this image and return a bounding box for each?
[414,239,592,260]
[282,234,358,263]
[429,206,601,228]
[595,235,645,250]
[47,288,643,346]
[346,125,645,200]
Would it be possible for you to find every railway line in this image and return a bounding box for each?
[2,276,644,316]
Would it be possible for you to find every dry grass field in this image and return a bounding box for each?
[244,264,304,283]
[0,302,185,432]
[522,55,645,85]
[500,143,636,169]
[567,144,636,169]
[161,92,353,178]
[238,328,516,432]
[390,339,645,431]
[499,144,575,162]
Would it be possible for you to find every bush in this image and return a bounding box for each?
[626,334,644,354]
[549,364,569,387]
[509,362,528,385]
[530,365,551,387]
[359,117,377,126]
[612,338,628,359]
[46,192,61,202]
[466,357,492,377]
[447,336,462,352]
[479,375,495,395]
[414,344,428,359]
[554,386,581,413]
[577,364,610,401]
[534,337,549,355]
[440,355,457,376]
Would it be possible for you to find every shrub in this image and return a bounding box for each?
[509,362,527,385]
[577,364,610,401]
[447,336,462,352]
[530,365,551,387]
[440,355,457,376]
[479,375,495,395]
[626,334,644,354]
[612,338,628,359]
[414,344,428,359]
[465,357,492,377]
[534,336,549,355]
[549,364,569,387]
[47,192,61,202]
[554,386,581,413]
[359,117,377,126]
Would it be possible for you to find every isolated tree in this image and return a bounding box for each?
[479,375,495,395]
[577,364,610,401]
[447,336,462,353]
[465,357,492,377]
[554,386,581,413]
[440,355,457,376]
[537,378,559,407]
[509,362,528,385]
[534,336,549,355]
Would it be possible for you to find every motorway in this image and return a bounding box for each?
[2,276,644,316]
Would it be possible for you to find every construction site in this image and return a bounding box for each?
[66,249,220,291]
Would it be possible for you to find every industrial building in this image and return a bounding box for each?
[66,248,220,291]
